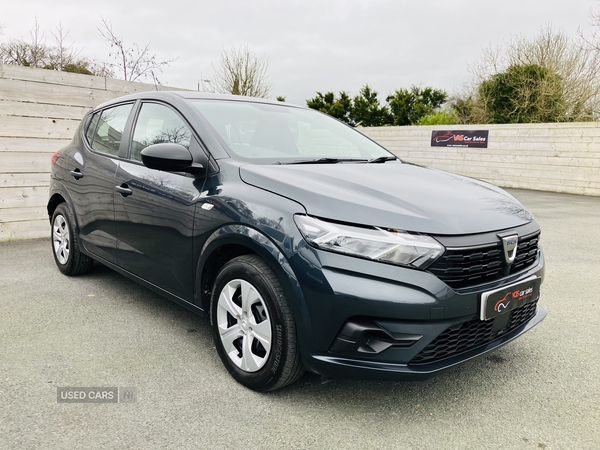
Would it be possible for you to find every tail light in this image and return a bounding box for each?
[51,151,60,166]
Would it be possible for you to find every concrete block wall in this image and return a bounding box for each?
[360,123,600,196]
[0,64,186,241]
[1,64,598,242]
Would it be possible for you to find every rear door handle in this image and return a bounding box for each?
[115,184,133,197]
[70,169,84,180]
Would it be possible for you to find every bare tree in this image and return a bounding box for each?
[0,39,30,66]
[88,60,114,78]
[209,45,272,98]
[0,19,96,75]
[454,25,600,123]
[46,23,81,70]
[97,17,175,82]
[581,7,600,49]
[26,19,46,67]
[0,18,47,67]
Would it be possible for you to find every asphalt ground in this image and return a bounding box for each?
[1,188,599,450]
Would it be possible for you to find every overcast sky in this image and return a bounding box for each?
[2,0,598,105]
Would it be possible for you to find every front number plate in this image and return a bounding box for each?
[480,276,541,321]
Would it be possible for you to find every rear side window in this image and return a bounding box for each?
[130,103,192,162]
[87,103,133,156]
[85,113,100,145]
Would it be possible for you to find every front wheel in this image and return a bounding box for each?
[210,255,304,391]
[51,203,94,276]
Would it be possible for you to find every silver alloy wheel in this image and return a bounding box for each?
[52,214,70,265]
[216,279,272,372]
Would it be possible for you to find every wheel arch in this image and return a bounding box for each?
[47,193,66,221]
[47,187,77,223]
[195,225,311,344]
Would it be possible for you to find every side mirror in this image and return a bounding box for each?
[140,143,203,173]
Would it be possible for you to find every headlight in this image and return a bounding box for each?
[294,215,444,269]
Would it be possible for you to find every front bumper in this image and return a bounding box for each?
[310,306,546,380]
[291,243,546,380]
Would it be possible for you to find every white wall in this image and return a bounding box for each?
[360,123,600,196]
[1,65,598,242]
[0,64,186,241]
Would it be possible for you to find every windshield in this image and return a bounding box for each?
[189,100,394,164]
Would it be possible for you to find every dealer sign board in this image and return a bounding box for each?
[431,130,489,148]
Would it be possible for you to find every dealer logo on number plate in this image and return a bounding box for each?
[480,275,541,320]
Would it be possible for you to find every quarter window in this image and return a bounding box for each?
[85,113,100,145]
[88,103,133,156]
[131,103,192,162]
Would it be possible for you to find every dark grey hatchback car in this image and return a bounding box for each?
[48,91,545,391]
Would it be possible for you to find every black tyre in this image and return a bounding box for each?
[51,203,94,276]
[210,255,304,391]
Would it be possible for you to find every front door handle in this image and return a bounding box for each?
[115,184,133,197]
[70,169,84,180]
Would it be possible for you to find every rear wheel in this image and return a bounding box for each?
[210,255,304,391]
[51,203,94,276]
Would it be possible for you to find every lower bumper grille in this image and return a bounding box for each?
[409,300,538,365]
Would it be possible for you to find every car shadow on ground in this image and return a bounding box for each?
[77,260,543,410]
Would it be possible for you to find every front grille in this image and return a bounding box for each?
[428,231,540,289]
[510,233,540,274]
[409,300,538,365]
[427,244,503,288]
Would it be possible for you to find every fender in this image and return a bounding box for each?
[195,224,313,352]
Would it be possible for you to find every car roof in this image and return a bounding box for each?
[93,90,304,111]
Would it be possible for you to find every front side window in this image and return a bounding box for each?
[88,103,133,156]
[131,103,192,162]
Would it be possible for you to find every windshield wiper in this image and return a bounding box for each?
[279,158,368,165]
[368,155,398,163]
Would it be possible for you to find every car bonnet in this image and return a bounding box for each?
[239,162,533,235]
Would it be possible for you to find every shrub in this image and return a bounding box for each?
[416,109,459,125]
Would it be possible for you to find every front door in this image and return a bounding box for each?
[114,102,204,301]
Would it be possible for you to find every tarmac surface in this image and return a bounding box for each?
[1,188,599,449]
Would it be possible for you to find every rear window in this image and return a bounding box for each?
[86,103,134,156]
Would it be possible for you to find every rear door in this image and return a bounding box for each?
[114,101,207,300]
[73,102,134,263]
